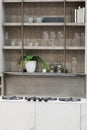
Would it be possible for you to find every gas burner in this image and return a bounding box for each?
[25,96,57,102]
[41,97,57,102]
[2,96,23,100]
[59,97,81,102]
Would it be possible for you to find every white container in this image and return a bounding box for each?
[42,68,47,73]
[25,61,36,73]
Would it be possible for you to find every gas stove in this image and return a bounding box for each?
[1,96,82,102]
[25,96,57,102]
[2,96,23,100]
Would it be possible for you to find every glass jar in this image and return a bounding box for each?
[5,32,9,45]
[80,33,85,46]
[71,57,78,73]
[50,31,56,46]
[72,33,80,46]
[42,31,49,46]
[57,31,64,46]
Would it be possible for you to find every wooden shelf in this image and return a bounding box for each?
[66,23,85,26]
[23,23,64,26]
[3,46,22,50]
[3,0,85,3]
[24,0,64,3]
[4,72,86,77]
[3,23,22,26]
[23,46,64,50]
[2,46,85,51]
[3,0,22,3]
[3,22,85,27]
[66,46,85,50]
[66,0,85,2]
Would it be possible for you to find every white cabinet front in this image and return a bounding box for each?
[81,104,87,130]
[35,102,80,130]
[0,102,34,130]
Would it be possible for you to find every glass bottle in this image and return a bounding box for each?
[57,31,64,46]
[71,57,78,73]
[42,31,49,46]
[80,33,85,46]
[50,31,56,46]
[5,32,9,45]
[72,33,80,46]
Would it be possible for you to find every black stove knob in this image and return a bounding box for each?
[33,97,37,101]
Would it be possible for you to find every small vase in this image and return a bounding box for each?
[25,61,36,72]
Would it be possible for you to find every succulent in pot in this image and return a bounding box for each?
[18,54,49,72]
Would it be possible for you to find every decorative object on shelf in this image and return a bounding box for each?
[57,31,64,46]
[71,57,78,73]
[49,61,55,73]
[18,54,49,73]
[50,31,56,46]
[72,33,80,46]
[42,68,47,73]
[42,31,49,46]
[33,17,43,23]
[57,62,63,73]
[25,61,36,72]
[42,17,64,23]
[74,6,85,23]
[27,16,33,23]
[11,39,16,46]
[80,32,85,46]
[5,32,9,45]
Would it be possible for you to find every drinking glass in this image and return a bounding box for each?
[50,31,56,46]
[57,31,64,46]
[42,31,49,46]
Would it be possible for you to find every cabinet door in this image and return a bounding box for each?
[0,101,34,130]
[35,102,80,130]
[81,104,87,130]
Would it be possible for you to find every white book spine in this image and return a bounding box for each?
[83,7,85,23]
[75,9,77,23]
[77,6,81,23]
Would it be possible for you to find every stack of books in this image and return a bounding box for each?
[74,6,85,23]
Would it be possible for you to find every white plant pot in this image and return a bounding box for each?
[25,61,36,72]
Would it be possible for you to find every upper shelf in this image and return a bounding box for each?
[3,46,22,50]
[3,0,22,3]
[2,46,85,50]
[3,22,85,27]
[3,0,85,3]
[3,23,22,26]
[23,23,64,26]
[66,0,85,2]
[65,23,85,26]
[23,0,64,2]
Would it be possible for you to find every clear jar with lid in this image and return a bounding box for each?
[80,33,85,46]
[57,31,64,46]
[72,33,80,46]
[42,31,49,46]
[71,57,78,73]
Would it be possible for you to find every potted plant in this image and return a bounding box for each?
[18,54,49,73]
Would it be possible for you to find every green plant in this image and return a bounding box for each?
[18,54,49,70]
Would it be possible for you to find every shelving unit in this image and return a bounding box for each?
[1,0,86,96]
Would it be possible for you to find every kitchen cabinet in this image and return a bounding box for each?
[81,104,87,130]
[0,99,87,130]
[0,101,35,130]
[35,102,80,130]
[0,0,86,96]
